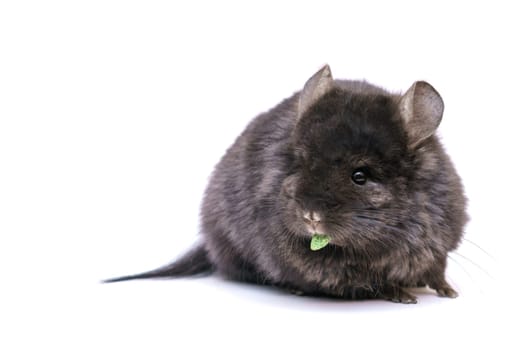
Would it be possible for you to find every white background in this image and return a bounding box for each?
[1,1,523,349]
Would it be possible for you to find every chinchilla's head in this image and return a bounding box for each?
[280,65,446,252]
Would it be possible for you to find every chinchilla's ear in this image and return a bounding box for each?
[298,65,334,118]
[399,81,444,148]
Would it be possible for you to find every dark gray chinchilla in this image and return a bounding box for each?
[104,65,468,304]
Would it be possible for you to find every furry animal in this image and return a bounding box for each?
[104,65,467,304]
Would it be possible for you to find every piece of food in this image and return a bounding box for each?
[310,233,331,251]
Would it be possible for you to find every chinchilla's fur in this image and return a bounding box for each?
[105,65,467,304]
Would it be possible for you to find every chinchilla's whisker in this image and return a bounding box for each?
[447,254,483,294]
[450,251,494,280]
[462,237,496,261]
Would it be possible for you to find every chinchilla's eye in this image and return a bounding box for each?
[351,169,367,185]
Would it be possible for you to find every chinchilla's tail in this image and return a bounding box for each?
[102,244,213,283]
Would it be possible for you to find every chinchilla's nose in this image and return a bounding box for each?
[303,210,321,223]
[302,210,322,231]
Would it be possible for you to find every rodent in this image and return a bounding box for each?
[104,65,468,304]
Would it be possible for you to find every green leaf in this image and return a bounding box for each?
[310,233,331,251]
